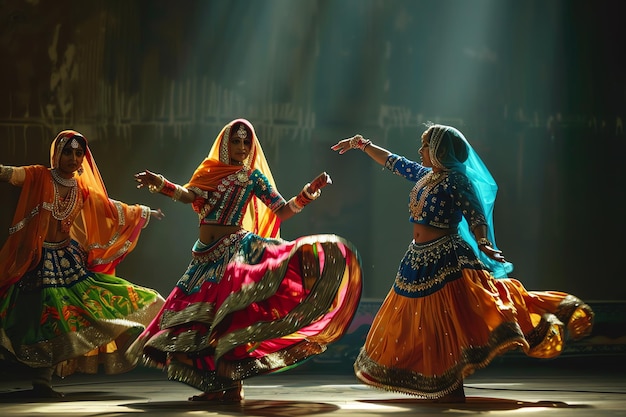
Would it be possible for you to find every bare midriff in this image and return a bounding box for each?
[46,220,70,243]
[412,223,456,243]
[199,224,243,245]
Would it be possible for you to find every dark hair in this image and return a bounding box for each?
[230,122,251,139]
[64,134,87,151]
[434,129,469,164]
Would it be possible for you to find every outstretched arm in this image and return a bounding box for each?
[149,208,165,220]
[331,134,391,167]
[275,171,332,220]
[0,165,24,186]
[134,170,195,204]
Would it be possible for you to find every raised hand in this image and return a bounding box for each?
[331,135,371,154]
[135,170,162,192]
[308,172,332,194]
[150,208,165,220]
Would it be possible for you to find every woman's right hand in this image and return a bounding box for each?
[134,170,161,191]
[308,172,332,194]
[331,134,371,154]
[331,138,354,154]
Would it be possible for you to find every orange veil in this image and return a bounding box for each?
[184,118,281,238]
[0,130,151,291]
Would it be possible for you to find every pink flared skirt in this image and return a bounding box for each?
[128,231,362,392]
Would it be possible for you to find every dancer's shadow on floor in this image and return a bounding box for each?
[359,396,593,411]
[125,399,339,416]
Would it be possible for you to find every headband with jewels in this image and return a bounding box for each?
[53,134,86,168]
[237,124,247,139]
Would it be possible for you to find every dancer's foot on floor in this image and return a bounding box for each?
[31,383,65,398]
[188,382,243,403]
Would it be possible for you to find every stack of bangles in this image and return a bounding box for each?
[477,237,493,247]
[288,183,321,213]
[349,134,371,151]
[148,174,186,201]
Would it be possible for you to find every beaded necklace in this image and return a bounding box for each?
[50,169,79,230]
[409,170,447,219]
[51,168,77,188]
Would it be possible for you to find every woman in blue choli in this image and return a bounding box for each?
[332,122,594,402]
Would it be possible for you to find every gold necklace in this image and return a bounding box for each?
[410,171,447,217]
[51,168,77,187]
[51,181,78,221]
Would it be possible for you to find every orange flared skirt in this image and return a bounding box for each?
[354,234,593,399]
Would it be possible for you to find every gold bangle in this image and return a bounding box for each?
[172,184,185,201]
[302,183,321,200]
[288,197,303,213]
[477,237,493,247]
[349,135,372,151]
[148,174,165,193]
[0,165,14,182]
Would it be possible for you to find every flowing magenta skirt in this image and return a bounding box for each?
[128,231,363,392]
[354,234,594,399]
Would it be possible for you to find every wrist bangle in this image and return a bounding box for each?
[148,174,165,193]
[288,197,303,213]
[159,179,177,198]
[0,165,14,182]
[172,184,186,201]
[142,206,151,228]
[477,237,493,247]
[303,183,321,200]
[349,135,372,151]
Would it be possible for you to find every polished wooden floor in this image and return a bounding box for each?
[0,356,624,416]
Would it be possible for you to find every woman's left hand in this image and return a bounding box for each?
[308,172,332,194]
[150,208,165,220]
[135,170,161,190]
[479,244,506,263]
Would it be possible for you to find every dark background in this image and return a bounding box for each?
[1,0,624,301]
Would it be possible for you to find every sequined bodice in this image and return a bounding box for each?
[195,168,285,226]
[385,154,487,230]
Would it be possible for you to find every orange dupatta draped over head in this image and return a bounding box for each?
[63,131,151,274]
[184,118,281,238]
[0,130,150,291]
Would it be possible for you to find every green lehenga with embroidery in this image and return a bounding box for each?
[0,239,164,377]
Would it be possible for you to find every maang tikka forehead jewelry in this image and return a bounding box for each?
[70,137,80,149]
[236,124,247,139]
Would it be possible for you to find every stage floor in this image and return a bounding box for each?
[0,357,624,416]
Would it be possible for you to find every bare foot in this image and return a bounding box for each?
[188,391,224,402]
[31,384,65,398]
[188,382,243,403]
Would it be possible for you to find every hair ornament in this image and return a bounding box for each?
[237,124,247,139]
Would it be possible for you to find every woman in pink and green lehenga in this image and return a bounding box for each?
[130,118,363,403]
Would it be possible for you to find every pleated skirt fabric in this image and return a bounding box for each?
[353,234,593,399]
[128,231,363,393]
[0,239,164,377]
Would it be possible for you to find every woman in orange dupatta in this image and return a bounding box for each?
[0,130,165,397]
[129,118,363,403]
